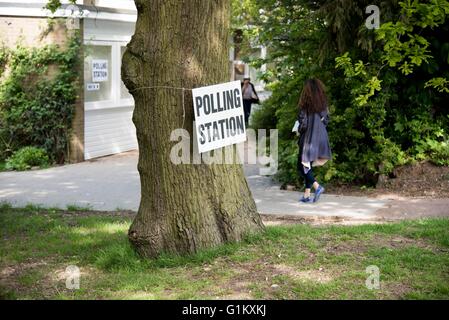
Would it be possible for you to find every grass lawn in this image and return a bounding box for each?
[0,203,448,300]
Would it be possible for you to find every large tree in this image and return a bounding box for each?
[121,0,264,258]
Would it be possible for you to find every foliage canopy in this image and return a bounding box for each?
[232,0,449,186]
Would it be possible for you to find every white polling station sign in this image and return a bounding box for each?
[192,80,246,153]
[92,59,108,82]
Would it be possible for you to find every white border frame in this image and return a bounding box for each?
[84,39,133,111]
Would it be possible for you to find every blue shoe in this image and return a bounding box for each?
[299,196,313,203]
[313,186,325,202]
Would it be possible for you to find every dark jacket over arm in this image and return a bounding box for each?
[297,108,331,163]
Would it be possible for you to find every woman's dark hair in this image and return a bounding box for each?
[298,78,328,113]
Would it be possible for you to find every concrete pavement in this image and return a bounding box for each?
[0,152,140,211]
[1,151,448,223]
[243,162,389,223]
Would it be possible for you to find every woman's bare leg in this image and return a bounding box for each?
[304,188,311,198]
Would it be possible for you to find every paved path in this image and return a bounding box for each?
[0,152,140,211]
[1,151,448,223]
[244,164,388,223]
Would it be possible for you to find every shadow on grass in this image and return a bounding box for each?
[2,203,449,269]
[0,204,249,272]
[2,204,449,299]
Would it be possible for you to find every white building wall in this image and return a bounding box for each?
[83,16,137,160]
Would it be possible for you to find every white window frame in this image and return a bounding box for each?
[84,39,133,111]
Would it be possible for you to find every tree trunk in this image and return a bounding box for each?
[122,0,264,258]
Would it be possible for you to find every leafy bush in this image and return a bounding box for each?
[0,118,17,161]
[0,46,8,76]
[236,0,449,187]
[424,139,449,166]
[0,25,80,163]
[5,146,49,171]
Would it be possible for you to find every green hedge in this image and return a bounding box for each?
[245,0,449,187]
[5,146,49,171]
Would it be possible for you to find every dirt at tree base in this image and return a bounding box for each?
[326,161,449,199]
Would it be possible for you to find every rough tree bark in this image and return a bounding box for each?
[121,0,264,258]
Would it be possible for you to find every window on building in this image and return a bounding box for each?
[84,45,112,102]
[84,41,134,110]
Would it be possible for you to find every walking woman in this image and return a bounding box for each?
[241,77,260,125]
[296,78,332,203]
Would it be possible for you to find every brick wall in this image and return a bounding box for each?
[0,17,68,47]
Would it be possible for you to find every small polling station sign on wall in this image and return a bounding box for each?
[192,80,246,153]
[92,59,108,82]
[86,83,100,91]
